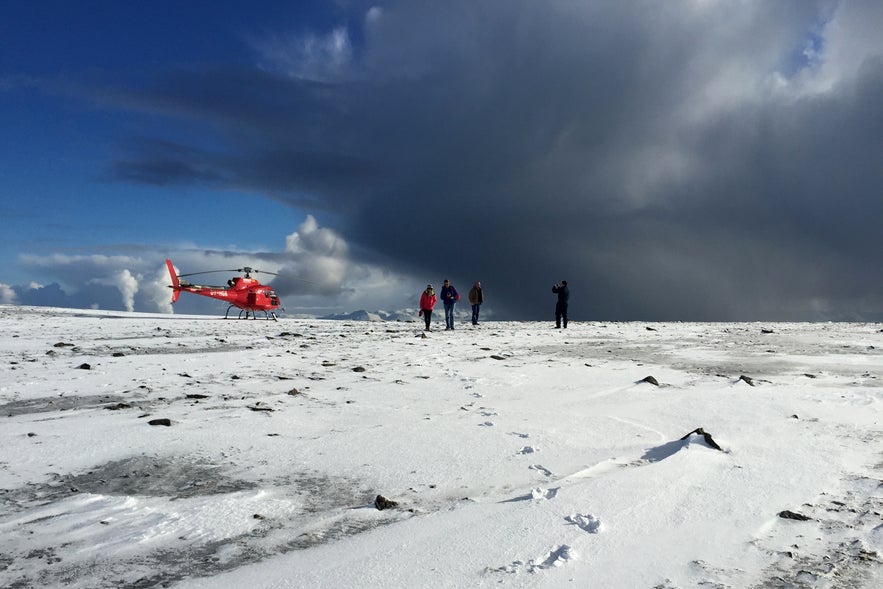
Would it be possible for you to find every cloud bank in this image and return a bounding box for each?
[10,216,416,317]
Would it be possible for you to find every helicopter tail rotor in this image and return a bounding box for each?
[165,259,182,303]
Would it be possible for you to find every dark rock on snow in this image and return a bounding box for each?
[778,510,812,521]
[248,405,274,412]
[640,375,659,386]
[680,427,724,451]
[148,418,172,427]
[374,495,399,510]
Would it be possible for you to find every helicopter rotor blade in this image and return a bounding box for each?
[236,268,279,276]
[176,269,241,278]
[176,268,280,278]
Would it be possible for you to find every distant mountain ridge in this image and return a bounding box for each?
[320,309,416,322]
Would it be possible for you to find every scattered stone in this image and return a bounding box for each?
[352,366,367,372]
[112,352,125,357]
[179,373,192,378]
[490,355,506,360]
[185,394,210,400]
[374,495,399,510]
[287,388,300,396]
[778,510,812,521]
[27,432,37,437]
[639,375,659,386]
[680,427,724,451]
[104,403,132,411]
[148,418,172,427]
[321,361,336,367]
[252,513,266,520]
[53,342,75,348]
[76,363,91,370]
[761,328,774,334]
[231,374,241,380]
[738,375,755,386]
[789,414,800,419]
[803,373,817,379]
[645,326,657,331]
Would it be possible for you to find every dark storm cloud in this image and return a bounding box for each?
[97,0,883,320]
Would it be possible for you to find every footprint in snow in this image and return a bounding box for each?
[509,432,530,439]
[490,544,576,575]
[479,421,495,427]
[531,487,559,500]
[529,544,576,571]
[516,446,537,455]
[529,464,553,477]
[565,513,604,533]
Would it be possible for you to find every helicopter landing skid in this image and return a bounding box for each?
[225,305,278,321]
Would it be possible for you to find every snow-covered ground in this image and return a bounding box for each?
[1,305,881,588]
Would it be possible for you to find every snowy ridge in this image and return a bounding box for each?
[321,309,416,322]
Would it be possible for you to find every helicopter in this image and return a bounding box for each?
[165,259,283,320]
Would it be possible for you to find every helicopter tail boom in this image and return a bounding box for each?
[165,259,181,303]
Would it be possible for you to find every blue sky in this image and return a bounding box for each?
[2,1,328,261]
[2,1,882,320]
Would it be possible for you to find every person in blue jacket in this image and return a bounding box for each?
[440,279,460,330]
[552,280,569,328]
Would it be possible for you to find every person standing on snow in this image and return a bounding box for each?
[419,284,437,331]
[440,279,459,330]
[468,281,483,325]
[552,280,569,328]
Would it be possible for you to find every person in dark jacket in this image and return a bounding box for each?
[440,279,459,330]
[468,281,483,325]
[552,280,569,328]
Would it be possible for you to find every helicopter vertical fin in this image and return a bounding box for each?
[165,259,181,303]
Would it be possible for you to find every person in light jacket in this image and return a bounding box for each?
[468,281,483,325]
[419,284,437,331]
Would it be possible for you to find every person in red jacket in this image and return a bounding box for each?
[419,284,437,331]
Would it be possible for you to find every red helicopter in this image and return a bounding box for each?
[166,259,283,320]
